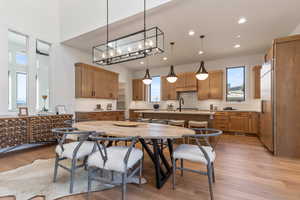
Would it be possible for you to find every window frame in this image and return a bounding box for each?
[226,66,246,102]
[149,76,161,103]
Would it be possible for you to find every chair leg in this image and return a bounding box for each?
[212,162,215,183]
[70,158,77,193]
[87,168,92,193]
[122,173,127,200]
[53,155,59,182]
[207,164,214,200]
[139,159,143,186]
[172,158,176,190]
[180,159,184,176]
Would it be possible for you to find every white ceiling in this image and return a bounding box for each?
[63,0,300,70]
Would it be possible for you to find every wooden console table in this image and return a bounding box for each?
[0,114,72,151]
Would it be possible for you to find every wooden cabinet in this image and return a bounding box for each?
[176,72,197,92]
[213,111,259,134]
[75,63,119,99]
[209,70,223,99]
[75,111,125,121]
[161,76,177,100]
[253,65,262,99]
[129,109,144,121]
[132,79,146,101]
[198,70,223,100]
[228,112,250,133]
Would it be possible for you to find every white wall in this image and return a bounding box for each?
[130,53,264,111]
[59,0,171,41]
[0,0,132,116]
[291,23,300,35]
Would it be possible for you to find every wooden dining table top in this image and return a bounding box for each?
[74,121,195,139]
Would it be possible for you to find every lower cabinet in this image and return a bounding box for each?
[213,112,259,134]
[75,111,125,122]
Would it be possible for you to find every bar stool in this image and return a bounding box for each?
[168,120,186,144]
[187,121,208,144]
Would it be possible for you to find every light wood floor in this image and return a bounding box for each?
[1,135,300,200]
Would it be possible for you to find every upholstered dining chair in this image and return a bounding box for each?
[87,136,143,200]
[52,127,98,193]
[172,128,223,200]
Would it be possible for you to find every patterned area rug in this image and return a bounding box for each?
[0,159,146,200]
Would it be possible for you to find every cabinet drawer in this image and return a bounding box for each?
[228,112,250,117]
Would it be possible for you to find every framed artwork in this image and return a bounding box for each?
[18,107,28,116]
[55,105,67,115]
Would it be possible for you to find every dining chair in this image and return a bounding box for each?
[87,136,143,200]
[52,127,98,193]
[172,128,223,200]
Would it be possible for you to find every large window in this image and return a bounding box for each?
[8,30,29,110]
[35,39,51,110]
[226,66,245,101]
[149,76,161,102]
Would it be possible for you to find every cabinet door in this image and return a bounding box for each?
[175,73,185,91]
[106,71,119,99]
[75,66,82,98]
[228,113,250,133]
[209,71,223,99]
[81,67,95,98]
[197,76,210,100]
[184,72,197,91]
[253,66,262,99]
[94,69,106,98]
[249,112,259,134]
[161,76,177,100]
[132,79,145,101]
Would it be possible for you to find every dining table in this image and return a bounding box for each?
[74,120,195,189]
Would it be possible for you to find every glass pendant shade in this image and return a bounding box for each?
[167,65,178,83]
[143,68,152,85]
[196,61,209,80]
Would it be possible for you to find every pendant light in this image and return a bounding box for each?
[196,35,209,80]
[166,42,178,83]
[196,61,208,80]
[142,58,152,85]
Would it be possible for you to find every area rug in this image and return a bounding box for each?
[0,159,146,200]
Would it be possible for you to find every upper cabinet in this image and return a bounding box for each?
[198,70,223,100]
[176,72,197,92]
[253,65,262,99]
[161,76,177,100]
[132,79,146,101]
[75,63,119,99]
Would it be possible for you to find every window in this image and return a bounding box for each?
[35,39,51,110]
[8,30,29,110]
[16,72,27,106]
[15,52,28,65]
[226,66,245,101]
[149,76,161,102]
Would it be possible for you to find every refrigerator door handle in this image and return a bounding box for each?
[261,100,264,114]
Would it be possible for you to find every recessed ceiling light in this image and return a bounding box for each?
[198,50,204,55]
[188,30,195,36]
[234,44,241,48]
[163,57,168,61]
[238,17,247,24]
[237,35,241,38]
[140,61,144,65]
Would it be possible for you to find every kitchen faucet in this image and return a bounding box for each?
[178,97,184,112]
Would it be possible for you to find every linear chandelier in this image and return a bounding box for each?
[93,0,165,65]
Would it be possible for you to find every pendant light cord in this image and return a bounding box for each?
[144,0,146,55]
[106,0,109,55]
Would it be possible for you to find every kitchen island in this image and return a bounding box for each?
[135,110,215,127]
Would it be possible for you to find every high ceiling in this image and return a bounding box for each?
[63,0,300,70]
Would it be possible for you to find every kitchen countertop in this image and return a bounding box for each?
[135,110,215,115]
[75,110,125,113]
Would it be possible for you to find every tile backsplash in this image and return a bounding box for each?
[75,98,117,111]
[130,92,261,111]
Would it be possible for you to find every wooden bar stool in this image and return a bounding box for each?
[187,121,208,144]
[168,120,186,144]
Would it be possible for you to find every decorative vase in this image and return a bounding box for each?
[153,104,160,110]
